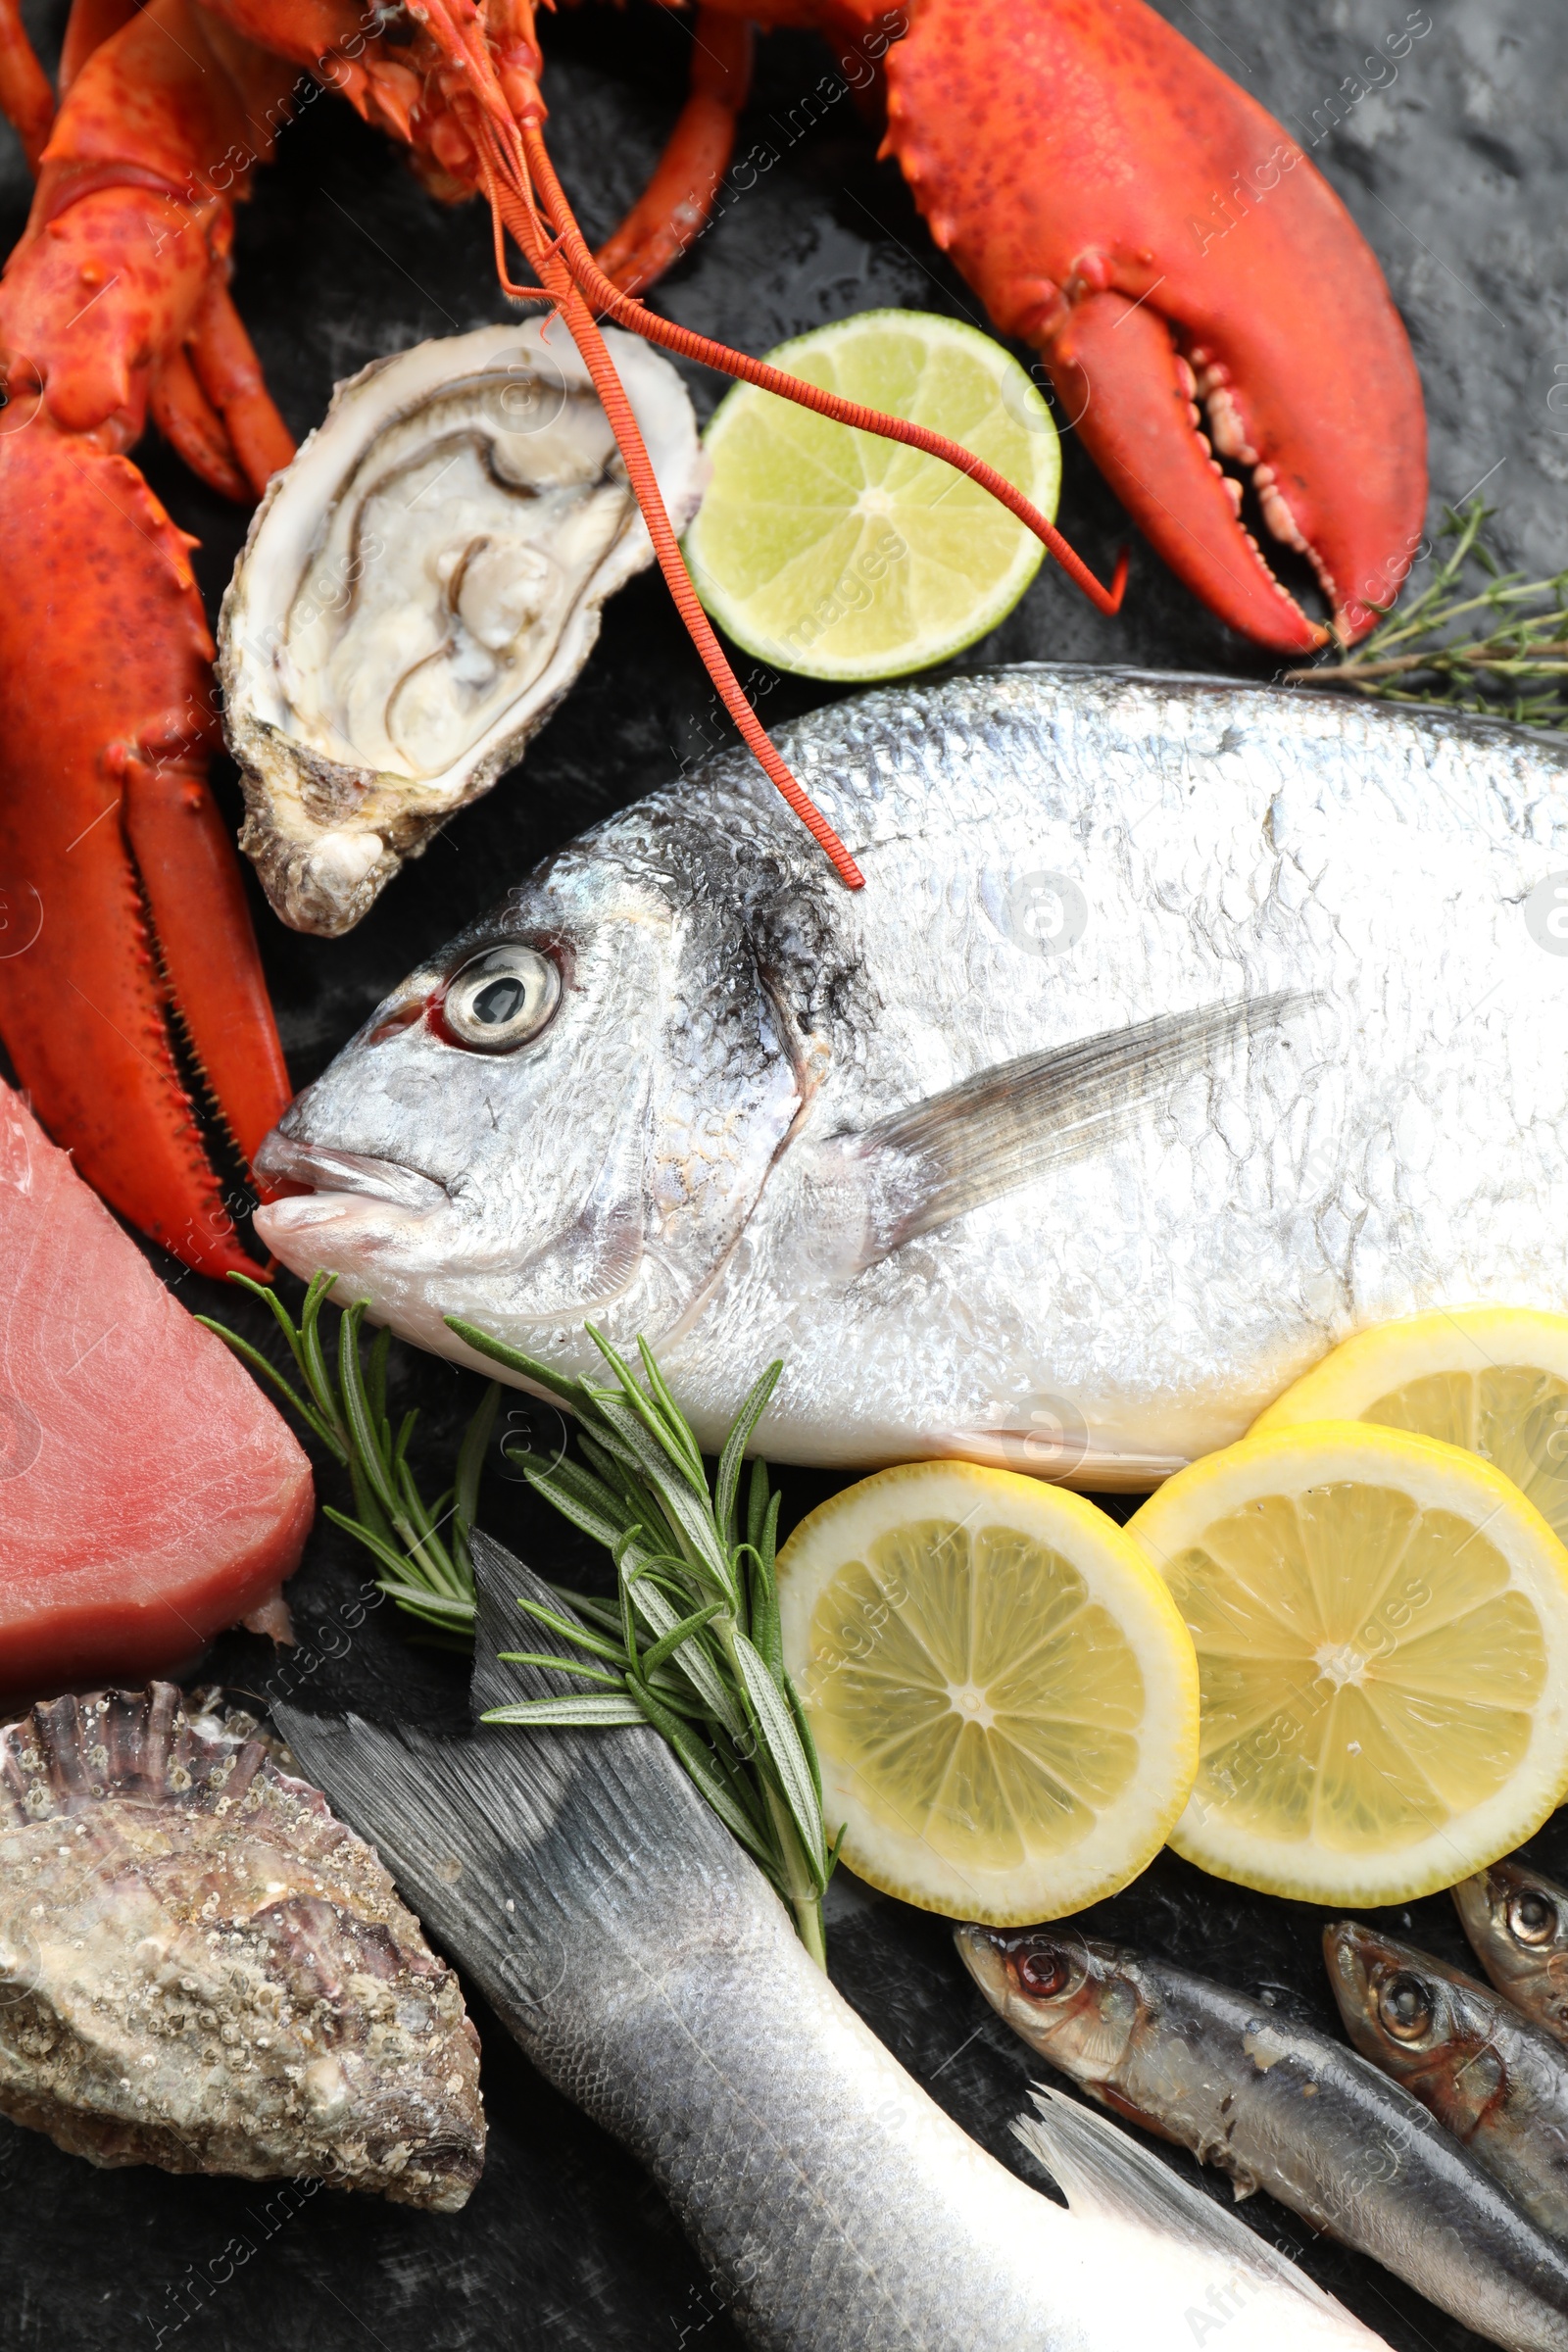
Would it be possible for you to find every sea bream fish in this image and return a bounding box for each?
[956,1923,1568,2352]
[1325,1920,1568,2246]
[278,1536,1389,2352]
[255,666,1568,1477]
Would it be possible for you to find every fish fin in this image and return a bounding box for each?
[1014,2085,1340,2314]
[846,992,1313,1256]
[275,1532,743,2038]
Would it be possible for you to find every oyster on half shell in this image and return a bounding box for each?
[0,1685,484,2207]
[220,320,704,936]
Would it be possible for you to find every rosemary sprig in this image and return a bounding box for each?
[448,1313,843,1967]
[200,1272,492,1634]
[1289,500,1568,729]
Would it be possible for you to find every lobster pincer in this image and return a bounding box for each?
[878,0,1428,649]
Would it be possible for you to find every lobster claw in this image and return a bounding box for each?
[882,0,1428,651]
[0,419,291,1277]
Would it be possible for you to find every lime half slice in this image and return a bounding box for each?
[684,310,1060,683]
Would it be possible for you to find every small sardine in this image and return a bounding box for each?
[1325,1918,1568,2247]
[1456,1860,1568,2045]
[957,1921,1568,2352]
[277,1537,1387,2352]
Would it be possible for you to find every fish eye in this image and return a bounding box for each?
[1507,1888,1558,1946]
[1010,1943,1071,2000]
[1377,1971,1435,2040]
[441,944,560,1053]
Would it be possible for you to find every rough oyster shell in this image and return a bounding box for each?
[0,1685,483,2209]
[219,319,704,936]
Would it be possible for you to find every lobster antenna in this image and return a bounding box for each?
[423,0,1127,883]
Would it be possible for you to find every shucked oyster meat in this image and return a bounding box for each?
[0,1685,484,2208]
[220,320,703,936]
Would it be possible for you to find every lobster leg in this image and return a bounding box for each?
[0,0,54,172]
[150,342,252,499]
[59,0,142,90]
[594,8,753,295]
[187,276,295,495]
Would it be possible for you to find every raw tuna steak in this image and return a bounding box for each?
[0,1083,313,1697]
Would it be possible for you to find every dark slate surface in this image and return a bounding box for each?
[2,3,1567,2345]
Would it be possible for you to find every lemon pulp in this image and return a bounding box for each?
[684,310,1060,683]
[1251,1306,1568,1544]
[1128,1422,1568,1904]
[777,1462,1198,1923]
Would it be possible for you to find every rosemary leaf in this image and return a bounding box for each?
[716,1361,783,1545]
[447,1311,831,1962]
[484,1694,648,1729]
[732,1631,827,1884]
[206,1273,494,1633]
[497,1652,630,1688]
[546,1585,624,1637]
[510,1593,631,1665]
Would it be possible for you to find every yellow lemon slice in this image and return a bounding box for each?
[776,1460,1199,1924]
[683,309,1060,682]
[1251,1306,1568,1544]
[1126,1422,1568,1905]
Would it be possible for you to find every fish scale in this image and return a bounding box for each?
[257,666,1568,1479]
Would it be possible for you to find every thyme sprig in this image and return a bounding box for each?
[449,1314,842,1966]
[1289,500,1568,729]
[200,1272,491,1634]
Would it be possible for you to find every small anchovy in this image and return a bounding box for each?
[957,1922,1568,2352]
[276,1537,1388,2352]
[1457,1861,1568,2046]
[1325,1919,1568,2247]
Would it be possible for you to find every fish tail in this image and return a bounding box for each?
[274,1532,748,2039]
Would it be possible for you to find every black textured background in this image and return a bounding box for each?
[2,3,1567,2345]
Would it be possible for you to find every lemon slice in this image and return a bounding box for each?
[684,310,1060,682]
[1251,1307,1568,1545]
[775,1461,1199,1924]
[1126,1422,1568,1905]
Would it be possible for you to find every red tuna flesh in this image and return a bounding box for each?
[0,1083,313,1699]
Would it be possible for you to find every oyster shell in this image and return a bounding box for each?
[0,1685,483,2208]
[219,320,704,936]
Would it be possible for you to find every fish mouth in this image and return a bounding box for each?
[254,1132,450,1216]
[1323,1920,1376,2006]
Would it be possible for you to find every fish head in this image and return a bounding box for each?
[954,1924,1146,2083]
[253,833,805,1367]
[1323,1921,1500,2123]
[1453,1861,1568,2027]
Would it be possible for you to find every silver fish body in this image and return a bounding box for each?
[1326,1920,1568,2246]
[279,1539,1385,2352]
[1457,1861,1568,2044]
[256,666,1568,1476]
[957,1923,1568,2352]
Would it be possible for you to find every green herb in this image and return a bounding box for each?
[1289,500,1568,729]
[448,1313,843,1967]
[201,1272,491,1635]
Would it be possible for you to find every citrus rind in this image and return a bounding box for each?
[1250,1305,1568,1547]
[684,309,1060,684]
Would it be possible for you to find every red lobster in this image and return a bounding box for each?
[0,0,1426,1277]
